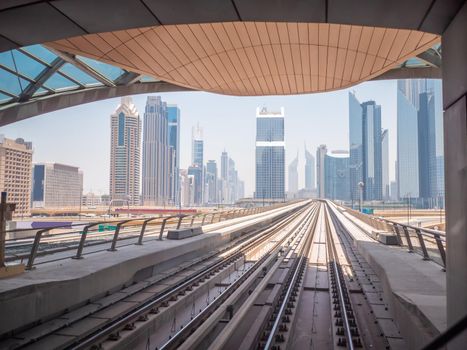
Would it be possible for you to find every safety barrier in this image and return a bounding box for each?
[4,203,288,270]
[343,206,446,269]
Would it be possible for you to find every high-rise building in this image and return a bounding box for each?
[32,163,83,208]
[206,160,218,204]
[316,145,327,198]
[348,93,382,201]
[288,152,299,197]
[142,96,172,206]
[0,136,33,216]
[397,79,444,206]
[167,105,180,205]
[324,152,350,201]
[191,124,204,204]
[188,165,203,205]
[349,92,363,203]
[255,107,285,200]
[109,97,141,206]
[304,144,315,190]
[361,101,383,200]
[381,129,389,200]
[220,151,229,203]
[397,87,419,199]
[179,169,194,207]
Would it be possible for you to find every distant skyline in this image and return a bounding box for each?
[0,80,400,197]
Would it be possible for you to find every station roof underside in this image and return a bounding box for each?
[0,0,455,125]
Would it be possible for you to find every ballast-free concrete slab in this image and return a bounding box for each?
[329,203,446,350]
[0,202,305,337]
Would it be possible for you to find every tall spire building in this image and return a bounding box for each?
[304,143,315,190]
[288,152,299,197]
[109,97,141,206]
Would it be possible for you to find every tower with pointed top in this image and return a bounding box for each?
[109,96,141,206]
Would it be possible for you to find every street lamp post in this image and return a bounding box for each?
[358,181,364,212]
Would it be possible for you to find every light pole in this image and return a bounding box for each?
[358,181,364,212]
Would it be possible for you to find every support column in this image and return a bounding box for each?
[442,2,467,348]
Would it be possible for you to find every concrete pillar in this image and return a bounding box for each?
[442,2,467,348]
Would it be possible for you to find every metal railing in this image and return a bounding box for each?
[4,204,286,270]
[342,206,446,269]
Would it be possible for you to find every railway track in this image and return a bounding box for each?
[0,203,310,350]
[2,201,408,350]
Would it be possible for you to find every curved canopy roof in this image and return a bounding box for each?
[0,0,447,125]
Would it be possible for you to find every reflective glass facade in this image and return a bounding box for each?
[397,89,419,198]
[349,92,363,202]
[167,105,180,204]
[255,107,285,200]
[324,155,350,201]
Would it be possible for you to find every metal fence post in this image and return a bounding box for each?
[392,224,403,246]
[402,226,414,253]
[177,215,184,229]
[190,215,196,227]
[108,220,130,252]
[158,218,168,240]
[415,229,430,260]
[210,213,216,224]
[73,225,92,259]
[201,214,207,226]
[136,219,150,246]
[433,233,447,270]
[25,229,48,270]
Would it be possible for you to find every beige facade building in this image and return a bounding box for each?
[109,97,141,206]
[32,163,83,209]
[0,136,33,216]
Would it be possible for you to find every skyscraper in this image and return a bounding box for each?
[191,123,204,205]
[349,92,363,203]
[348,93,382,201]
[109,97,141,206]
[361,101,383,201]
[397,87,419,198]
[288,152,299,197]
[220,151,229,203]
[255,107,285,200]
[142,96,172,206]
[304,144,315,190]
[32,163,83,208]
[316,144,327,198]
[167,105,180,205]
[397,79,444,206]
[0,136,33,216]
[381,129,389,200]
[324,152,350,201]
[206,160,218,204]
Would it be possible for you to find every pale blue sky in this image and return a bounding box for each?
[0,80,397,197]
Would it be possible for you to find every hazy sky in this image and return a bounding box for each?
[0,79,398,197]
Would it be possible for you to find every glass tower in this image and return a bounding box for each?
[349,92,363,203]
[397,88,419,198]
[167,105,180,205]
[255,107,285,200]
[324,153,350,201]
[362,101,383,201]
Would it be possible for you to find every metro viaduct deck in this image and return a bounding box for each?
[0,1,466,348]
[0,201,446,349]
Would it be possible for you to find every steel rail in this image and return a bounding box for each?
[158,205,316,350]
[325,204,355,350]
[177,203,319,350]
[69,204,309,350]
[263,204,320,349]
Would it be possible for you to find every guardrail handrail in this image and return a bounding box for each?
[340,204,447,269]
[6,203,290,270]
